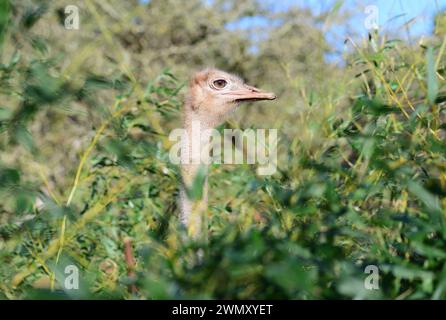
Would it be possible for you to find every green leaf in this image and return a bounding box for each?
[0,106,12,120]
[12,125,35,152]
[20,4,48,29]
[0,167,20,188]
[185,165,207,201]
[426,47,439,105]
[407,181,441,212]
[103,139,135,169]
[265,261,316,293]
[15,192,35,214]
[0,0,10,48]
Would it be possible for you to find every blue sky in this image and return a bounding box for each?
[142,0,446,62]
[225,0,446,63]
[143,0,445,39]
[307,0,446,61]
[275,0,444,37]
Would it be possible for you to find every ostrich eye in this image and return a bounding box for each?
[212,79,227,89]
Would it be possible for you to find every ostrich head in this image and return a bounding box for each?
[185,68,276,127]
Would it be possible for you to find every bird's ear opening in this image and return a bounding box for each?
[190,69,209,86]
[188,69,211,111]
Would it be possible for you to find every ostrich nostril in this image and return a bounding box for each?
[245,85,260,92]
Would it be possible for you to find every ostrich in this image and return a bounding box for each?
[179,68,276,237]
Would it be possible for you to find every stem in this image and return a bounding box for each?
[66,100,127,206]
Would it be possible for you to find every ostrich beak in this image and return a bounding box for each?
[224,84,276,102]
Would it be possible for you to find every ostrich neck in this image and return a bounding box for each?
[183,112,213,171]
[179,110,214,232]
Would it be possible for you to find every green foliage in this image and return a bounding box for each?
[0,0,445,300]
